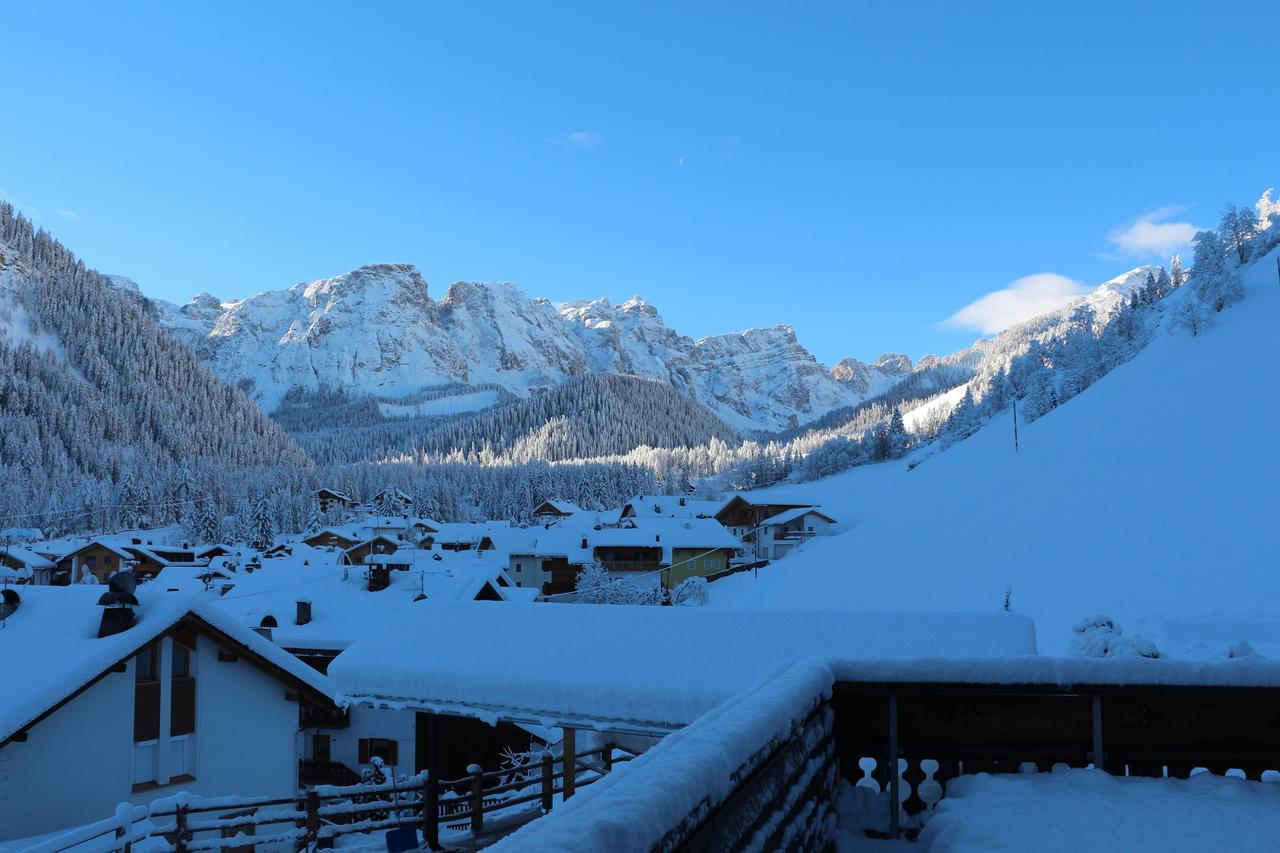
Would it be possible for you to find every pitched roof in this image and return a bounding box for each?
[532,499,583,515]
[0,545,55,570]
[757,507,837,527]
[0,585,337,746]
[620,495,725,519]
[212,547,516,650]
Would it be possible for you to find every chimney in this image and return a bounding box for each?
[296,599,312,626]
[368,565,390,592]
[96,571,138,638]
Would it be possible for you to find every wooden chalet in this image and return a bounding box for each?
[316,488,357,514]
[715,495,816,538]
[342,535,401,566]
[531,499,581,521]
[54,541,136,585]
[302,528,361,550]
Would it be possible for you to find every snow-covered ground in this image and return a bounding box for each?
[917,769,1280,852]
[712,248,1280,658]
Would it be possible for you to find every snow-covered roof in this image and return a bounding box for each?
[756,506,836,528]
[620,495,725,519]
[329,601,1037,731]
[0,585,337,746]
[213,550,514,651]
[533,499,583,515]
[1,545,55,570]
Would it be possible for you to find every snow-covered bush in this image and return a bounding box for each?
[1069,615,1159,659]
[671,576,710,607]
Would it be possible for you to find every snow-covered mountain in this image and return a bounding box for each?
[156,265,910,433]
[712,243,1280,659]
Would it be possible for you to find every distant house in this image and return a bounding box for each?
[316,488,357,515]
[342,535,402,567]
[531,499,582,522]
[0,585,337,843]
[753,508,837,560]
[528,517,741,596]
[303,528,361,551]
[54,540,136,585]
[368,487,413,512]
[0,545,54,584]
[121,543,203,579]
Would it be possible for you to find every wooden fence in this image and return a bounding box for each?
[32,745,634,852]
[833,678,1280,836]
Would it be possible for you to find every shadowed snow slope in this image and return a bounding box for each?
[713,248,1280,658]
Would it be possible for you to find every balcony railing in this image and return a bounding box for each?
[600,561,662,574]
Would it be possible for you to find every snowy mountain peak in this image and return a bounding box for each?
[873,353,913,376]
[154,265,895,432]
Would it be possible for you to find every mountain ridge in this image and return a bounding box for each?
[154,263,915,433]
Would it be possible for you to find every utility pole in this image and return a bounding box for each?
[1012,398,1020,452]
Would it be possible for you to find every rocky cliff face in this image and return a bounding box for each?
[156,264,906,433]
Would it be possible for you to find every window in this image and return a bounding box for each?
[358,738,399,765]
[134,635,197,787]
[514,563,523,572]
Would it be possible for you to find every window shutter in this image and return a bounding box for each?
[358,738,370,764]
[387,740,398,765]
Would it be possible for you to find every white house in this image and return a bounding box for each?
[0,585,337,844]
[753,507,837,560]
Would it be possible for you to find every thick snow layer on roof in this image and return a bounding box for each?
[490,660,834,853]
[2,545,54,569]
[831,655,1280,688]
[329,601,1035,729]
[713,251,1280,657]
[30,526,187,561]
[622,495,725,519]
[213,550,511,650]
[919,769,1280,853]
[756,506,834,527]
[0,585,335,744]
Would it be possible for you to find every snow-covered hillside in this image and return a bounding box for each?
[156,265,909,433]
[712,248,1280,658]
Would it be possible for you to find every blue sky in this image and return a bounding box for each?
[2,1,1276,364]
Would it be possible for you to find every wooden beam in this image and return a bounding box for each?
[563,727,577,800]
[1091,694,1104,769]
[887,692,900,837]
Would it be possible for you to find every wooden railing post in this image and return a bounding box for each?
[174,805,188,853]
[541,752,554,813]
[602,744,613,774]
[423,773,440,850]
[468,764,484,837]
[303,790,319,851]
[887,692,900,838]
[115,821,131,853]
[562,727,577,800]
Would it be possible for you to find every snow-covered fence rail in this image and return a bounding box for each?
[831,657,1280,836]
[39,746,636,852]
[488,660,840,853]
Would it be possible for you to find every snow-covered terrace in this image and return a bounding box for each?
[328,601,1037,732]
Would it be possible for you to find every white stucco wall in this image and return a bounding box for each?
[310,707,417,780]
[0,661,135,840]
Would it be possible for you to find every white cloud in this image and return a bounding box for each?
[549,130,600,149]
[1107,205,1201,258]
[56,208,79,221]
[941,273,1090,335]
